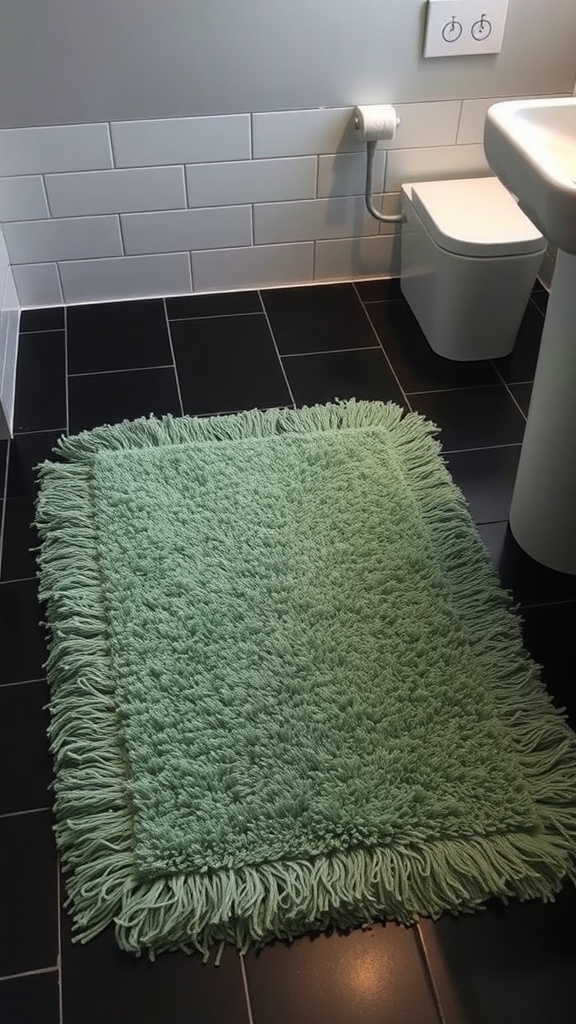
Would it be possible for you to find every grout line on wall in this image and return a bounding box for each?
[454,99,465,145]
[182,165,191,209]
[163,299,185,416]
[188,252,195,292]
[117,214,127,257]
[248,113,254,160]
[257,292,296,408]
[40,174,53,218]
[354,283,412,411]
[107,121,117,169]
[55,262,65,305]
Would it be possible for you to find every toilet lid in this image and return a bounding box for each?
[409,177,545,257]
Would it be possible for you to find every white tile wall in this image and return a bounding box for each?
[317,151,385,199]
[0,100,540,303]
[185,158,316,207]
[45,167,187,217]
[3,216,123,264]
[0,125,113,175]
[121,207,252,255]
[12,263,63,306]
[385,145,491,191]
[315,235,401,281]
[0,177,50,221]
[111,116,251,167]
[192,242,314,292]
[254,197,379,245]
[59,254,192,304]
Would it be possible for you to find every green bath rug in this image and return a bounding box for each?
[36,400,576,956]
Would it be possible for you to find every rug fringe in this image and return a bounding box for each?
[35,400,576,957]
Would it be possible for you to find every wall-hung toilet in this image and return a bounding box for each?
[400,177,546,361]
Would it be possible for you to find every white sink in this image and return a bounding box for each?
[482,97,576,574]
[484,98,576,255]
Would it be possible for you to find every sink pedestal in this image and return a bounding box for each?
[509,249,576,574]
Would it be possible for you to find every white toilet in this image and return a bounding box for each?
[400,177,546,361]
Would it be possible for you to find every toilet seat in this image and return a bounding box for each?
[408,177,545,258]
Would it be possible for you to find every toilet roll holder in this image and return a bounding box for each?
[354,105,406,224]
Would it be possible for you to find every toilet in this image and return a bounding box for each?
[400,177,546,361]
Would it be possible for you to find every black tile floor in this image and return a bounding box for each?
[1,280,575,1024]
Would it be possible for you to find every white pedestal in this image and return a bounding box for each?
[509,249,576,573]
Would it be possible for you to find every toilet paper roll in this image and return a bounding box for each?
[354,104,399,142]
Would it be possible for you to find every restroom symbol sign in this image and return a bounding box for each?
[442,16,463,41]
[471,14,492,40]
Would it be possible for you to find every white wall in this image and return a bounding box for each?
[0,0,575,304]
[1,0,575,126]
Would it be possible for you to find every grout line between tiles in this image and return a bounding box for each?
[0,574,36,584]
[354,283,412,411]
[0,807,51,820]
[239,953,255,1024]
[491,362,528,422]
[281,345,379,358]
[57,857,63,1024]
[68,364,175,378]
[13,426,67,437]
[0,677,45,688]
[40,174,53,218]
[18,327,65,335]
[443,442,522,455]
[520,597,576,610]
[0,440,10,581]
[63,306,69,436]
[257,292,296,408]
[0,966,59,984]
[163,299,185,417]
[117,213,127,257]
[406,382,504,397]
[168,310,263,323]
[415,924,449,1024]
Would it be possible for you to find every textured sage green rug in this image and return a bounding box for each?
[37,400,576,956]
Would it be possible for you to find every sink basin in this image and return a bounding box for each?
[484,98,576,254]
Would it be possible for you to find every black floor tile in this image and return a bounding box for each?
[355,277,403,302]
[0,972,59,1024]
[0,579,46,686]
[6,431,64,500]
[366,301,499,393]
[411,387,526,452]
[13,333,66,434]
[67,299,172,374]
[0,439,8,495]
[284,349,405,408]
[521,601,576,726]
[60,914,250,1024]
[245,925,439,1024]
[419,887,576,1024]
[1,497,38,582]
[0,811,58,976]
[477,523,576,606]
[531,289,549,315]
[19,307,65,333]
[492,302,543,384]
[0,680,52,815]
[445,446,521,525]
[68,367,181,433]
[508,383,532,417]
[172,313,291,415]
[167,290,261,319]
[262,283,379,355]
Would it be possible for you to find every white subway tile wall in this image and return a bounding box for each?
[0,98,554,305]
[0,177,50,221]
[12,263,63,306]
